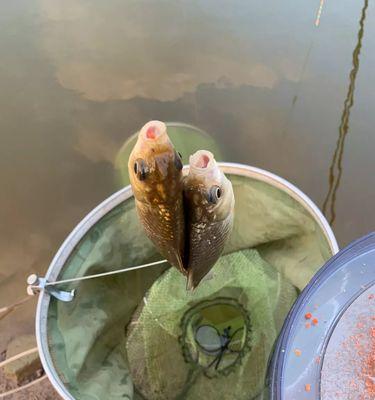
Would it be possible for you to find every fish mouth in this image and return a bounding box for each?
[140,120,167,141]
[189,150,216,174]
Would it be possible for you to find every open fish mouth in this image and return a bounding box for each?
[140,120,167,142]
[189,150,217,175]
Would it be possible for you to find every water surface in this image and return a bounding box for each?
[1,0,374,349]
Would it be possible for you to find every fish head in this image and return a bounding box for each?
[184,150,234,222]
[128,121,183,203]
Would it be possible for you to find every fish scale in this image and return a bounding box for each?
[188,216,233,286]
[136,200,186,274]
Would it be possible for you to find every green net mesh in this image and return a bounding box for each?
[46,174,333,400]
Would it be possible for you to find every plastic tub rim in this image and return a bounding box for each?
[35,162,339,400]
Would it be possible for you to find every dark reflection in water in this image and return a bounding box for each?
[0,0,374,349]
[323,0,369,225]
[280,42,313,137]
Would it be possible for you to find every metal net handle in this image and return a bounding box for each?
[44,259,168,287]
[26,259,168,302]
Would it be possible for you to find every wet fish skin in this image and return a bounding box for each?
[128,120,186,275]
[184,150,235,290]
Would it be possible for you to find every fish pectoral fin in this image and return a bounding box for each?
[186,271,196,291]
[174,250,187,276]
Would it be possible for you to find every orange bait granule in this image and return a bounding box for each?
[294,349,302,357]
[312,318,319,326]
[305,383,311,392]
[305,312,312,319]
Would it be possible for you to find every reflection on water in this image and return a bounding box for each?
[280,42,313,137]
[322,0,369,225]
[0,0,375,355]
[315,0,326,27]
[39,0,281,102]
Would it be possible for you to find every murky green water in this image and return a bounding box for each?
[1,0,374,351]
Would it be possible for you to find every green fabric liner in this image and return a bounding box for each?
[46,175,333,400]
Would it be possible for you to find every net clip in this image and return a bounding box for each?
[26,274,75,302]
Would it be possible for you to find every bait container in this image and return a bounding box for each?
[269,232,375,399]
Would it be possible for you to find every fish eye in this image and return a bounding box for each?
[208,185,222,204]
[134,158,149,181]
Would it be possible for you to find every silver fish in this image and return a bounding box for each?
[184,150,235,290]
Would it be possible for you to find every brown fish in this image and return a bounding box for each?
[128,121,186,274]
[184,150,235,290]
